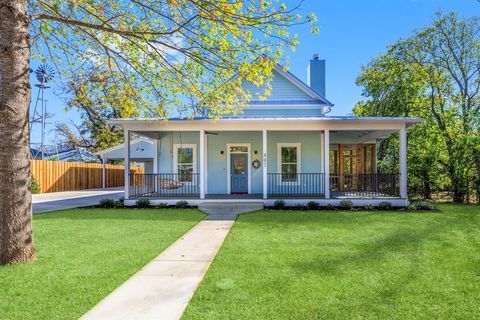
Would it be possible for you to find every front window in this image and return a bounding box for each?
[174,144,196,182]
[277,143,301,182]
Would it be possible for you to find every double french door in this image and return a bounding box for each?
[329,144,376,192]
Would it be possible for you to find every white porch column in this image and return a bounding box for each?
[262,129,268,199]
[324,130,330,199]
[102,157,106,189]
[124,130,131,199]
[204,132,208,195]
[399,127,407,199]
[152,138,158,195]
[153,139,158,174]
[199,130,205,199]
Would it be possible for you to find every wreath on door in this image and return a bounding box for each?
[252,159,261,169]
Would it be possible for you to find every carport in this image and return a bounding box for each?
[95,137,155,189]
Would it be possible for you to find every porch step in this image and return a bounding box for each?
[198,201,264,215]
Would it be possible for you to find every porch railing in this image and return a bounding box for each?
[330,173,400,197]
[128,172,399,199]
[129,173,200,198]
[267,173,325,198]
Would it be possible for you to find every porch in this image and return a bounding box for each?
[128,172,400,200]
[119,118,410,205]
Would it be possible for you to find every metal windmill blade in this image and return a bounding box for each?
[35,64,55,84]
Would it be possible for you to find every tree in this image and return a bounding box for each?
[55,70,141,152]
[0,0,318,264]
[0,0,36,264]
[354,53,447,199]
[355,12,480,203]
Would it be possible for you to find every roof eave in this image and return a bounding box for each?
[107,116,423,126]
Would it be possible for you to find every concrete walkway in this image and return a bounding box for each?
[198,201,264,216]
[81,214,236,320]
[33,188,124,213]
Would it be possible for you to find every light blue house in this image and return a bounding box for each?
[109,55,421,207]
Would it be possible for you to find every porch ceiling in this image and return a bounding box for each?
[132,131,162,139]
[133,129,396,144]
[330,130,395,144]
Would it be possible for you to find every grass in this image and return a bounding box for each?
[0,208,205,320]
[183,204,480,319]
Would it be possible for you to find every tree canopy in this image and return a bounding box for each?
[31,0,318,120]
[355,12,480,203]
[0,0,317,265]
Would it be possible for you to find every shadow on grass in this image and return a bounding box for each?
[286,209,478,307]
[34,208,206,222]
[238,210,439,229]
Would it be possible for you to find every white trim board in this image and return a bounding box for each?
[110,119,417,133]
[226,143,252,195]
[124,198,409,207]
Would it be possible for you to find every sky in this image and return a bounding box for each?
[30,0,479,146]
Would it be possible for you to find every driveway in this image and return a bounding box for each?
[32,188,124,214]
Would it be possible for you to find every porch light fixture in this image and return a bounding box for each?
[220,150,225,158]
[254,150,258,155]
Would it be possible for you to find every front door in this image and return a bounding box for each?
[231,153,248,194]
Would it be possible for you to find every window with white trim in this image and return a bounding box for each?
[277,143,301,182]
[173,144,196,182]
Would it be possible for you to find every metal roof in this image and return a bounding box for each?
[107,115,423,124]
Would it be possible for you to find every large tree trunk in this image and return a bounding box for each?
[421,170,432,200]
[450,174,465,203]
[0,0,36,264]
[476,158,480,205]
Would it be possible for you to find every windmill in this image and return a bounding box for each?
[30,64,55,160]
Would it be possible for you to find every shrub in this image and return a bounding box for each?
[339,200,353,210]
[362,204,374,211]
[99,198,117,208]
[31,175,41,194]
[377,201,392,210]
[157,202,168,208]
[324,204,336,211]
[414,201,435,210]
[293,204,305,211]
[407,203,416,210]
[273,200,286,210]
[175,200,189,208]
[136,199,151,208]
[307,201,319,210]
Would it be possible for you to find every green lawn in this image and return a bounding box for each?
[184,204,480,319]
[0,208,205,320]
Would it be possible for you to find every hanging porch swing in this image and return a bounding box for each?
[158,132,186,190]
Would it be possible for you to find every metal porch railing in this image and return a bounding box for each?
[129,173,200,198]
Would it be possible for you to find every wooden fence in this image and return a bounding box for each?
[30,160,144,193]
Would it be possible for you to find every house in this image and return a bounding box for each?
[31,145,98,162]
[108,55,422,207]
[95,137,155,188]
[95,136,155,172]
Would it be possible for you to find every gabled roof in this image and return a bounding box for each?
[95,136,153,156]
[222,61,333,108]
[269,64,333,106]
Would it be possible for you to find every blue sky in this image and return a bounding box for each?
[31,0,478,145]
